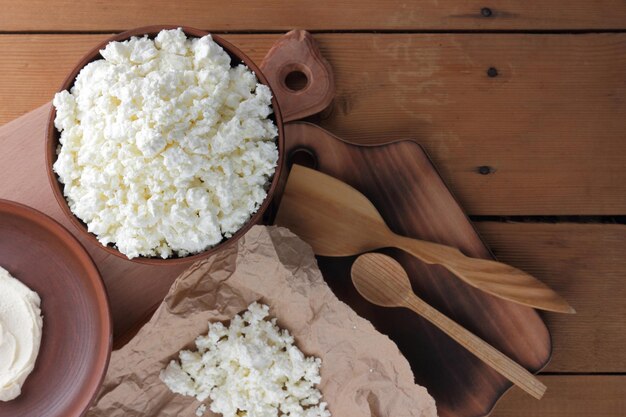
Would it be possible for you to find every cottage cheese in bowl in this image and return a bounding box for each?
[52,28,279,259]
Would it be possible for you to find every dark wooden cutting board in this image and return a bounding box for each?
[277,122,551,417]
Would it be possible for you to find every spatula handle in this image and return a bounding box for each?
[404,294,547,400]
[393,235,574,314]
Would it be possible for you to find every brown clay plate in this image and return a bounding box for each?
[0,199,111,417]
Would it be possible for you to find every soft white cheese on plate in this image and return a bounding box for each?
[0,266,43,401]
[53,28,278,259]
[160,302,331,417]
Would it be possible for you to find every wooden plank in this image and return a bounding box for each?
[0,35,111,124]
[1,33,625,215]
[477,222,626,373]
[491,375,626,417]
[315,33,626,215]
[1,1,626,31]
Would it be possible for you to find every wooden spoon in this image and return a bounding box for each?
[351,253,547,400]
[275,164,575,314]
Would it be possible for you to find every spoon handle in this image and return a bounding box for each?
[404,293,547,400]
[392,235,574,314]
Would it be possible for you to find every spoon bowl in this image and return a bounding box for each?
[350,251,413,308]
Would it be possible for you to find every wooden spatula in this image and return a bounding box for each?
[351,253,547,400]
[275,164,575,314]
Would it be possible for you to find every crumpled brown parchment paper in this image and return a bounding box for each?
[87,226,437,417]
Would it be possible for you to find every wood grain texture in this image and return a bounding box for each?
[351,253,546,400]
[276,163,573,313]
[490,376,626,417]
[1,1,626,31]
[0,34,110,125]
[279,123,551,417]
[315,33,626,216]
[1,33,625,215]
[476,222,626,373]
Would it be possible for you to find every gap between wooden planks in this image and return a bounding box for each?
[1,0,626,31]
[0,33,624,215]
[476,222,626,373]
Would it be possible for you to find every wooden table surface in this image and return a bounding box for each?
[1,2,624,416]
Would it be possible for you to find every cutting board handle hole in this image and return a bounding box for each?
[288,148,318,170]
[285,70,308,92]
[279,63,312,94]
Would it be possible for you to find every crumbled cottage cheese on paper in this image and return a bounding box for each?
[160,302,331,417]
[53,28,278,259]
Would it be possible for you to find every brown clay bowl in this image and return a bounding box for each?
[46,25,285,265]
[0,199,111,417]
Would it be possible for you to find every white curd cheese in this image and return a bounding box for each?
[160,302,331,417]
[0,266,43,401]
[53,28,278,259]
